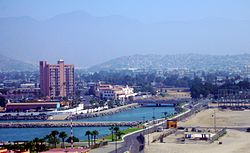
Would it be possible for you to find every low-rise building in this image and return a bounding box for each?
[4,87,40,102]
[94,83,136,101]
[5,101,60,112]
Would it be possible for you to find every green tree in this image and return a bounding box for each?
[92,130,99,145]
[85,130,91,147]
[24,141,35,152]
[0,96,6,107]
[44,134,53,147]
[90,131,94,146]
[33,137,40,153]
[59,131,67,148]
[115,130,124,140]
[113,126,120,141]
[109,126,115,141]
[50,130,59,148]
[66,136,79,143]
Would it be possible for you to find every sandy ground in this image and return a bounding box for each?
[145,108,250,153]
[145,129,250,153]
[179,108,250,127]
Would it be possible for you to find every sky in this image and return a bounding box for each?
[1,0,250,23]
[0,0,250,67]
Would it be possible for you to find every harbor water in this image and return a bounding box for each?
[0,107,175,141]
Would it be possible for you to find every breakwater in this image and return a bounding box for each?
[0,121,140,128]
[0,114,49,120]
[67,103,140,120]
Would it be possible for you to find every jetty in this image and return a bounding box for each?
[0,121,140,128]
[67,103,140,120]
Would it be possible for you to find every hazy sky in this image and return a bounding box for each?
[1,0,250,23]
[0,0,250,67]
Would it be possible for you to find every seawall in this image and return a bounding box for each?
[67,103,140,120]
[0,121,140,128]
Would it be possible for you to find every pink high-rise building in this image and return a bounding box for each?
[40,60,75,98]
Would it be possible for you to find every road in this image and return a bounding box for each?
[107,99,210,153]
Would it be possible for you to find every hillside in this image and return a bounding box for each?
[89,54,250,72]
[0,55,37,72]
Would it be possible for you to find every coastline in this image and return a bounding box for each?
[0,103,140,121]
[67,103,140,120]
[0,121,140,128]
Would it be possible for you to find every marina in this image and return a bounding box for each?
[0,106,175,141]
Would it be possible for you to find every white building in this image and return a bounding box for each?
[94,83,136,101]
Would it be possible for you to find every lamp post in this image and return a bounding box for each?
[152,108,155,124]
[148,127,150,146]
[115,135,117,153]
[212,109,217,132]
[142,116,145,135]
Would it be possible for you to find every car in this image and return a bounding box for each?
[177,127,185,130]
[157,126,164,132]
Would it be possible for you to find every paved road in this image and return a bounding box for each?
[109,100,209,153]
[110,131,146,153]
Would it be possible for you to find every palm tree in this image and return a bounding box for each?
[33,137,40,153]
[92,130,99,145]
[90,131,94,146]
[44,134,53,147]
[85,130,91,147]
[38,138,46,152]
[109,126,115,141]
[163,111,168,120]
[38,138,45,145]
[114,126,120,153]
[115,130,124,140]
[59,131,68,148]
[114,126,120,140]
[50,130,59,148]
[24,141,35,152]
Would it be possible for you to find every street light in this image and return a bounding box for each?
[142,116,145,135]
[152,108,155,124]
[212,109,217,132]
[147,126,150,146]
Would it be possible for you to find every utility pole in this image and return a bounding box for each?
[213,109,217,132]
[70,112,74,149]
[152,108,155,124]
[142,116,145,135]
[115,134,117,153]
[148,128,150,146]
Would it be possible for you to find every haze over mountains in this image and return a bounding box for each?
[0,54,36,72]
[1,53,250,72]
[89,54,250,72]
[0,11,250,68]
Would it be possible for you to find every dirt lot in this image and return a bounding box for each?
[145,108,250,153]
[179,108,250,127]
[145,129,250,153]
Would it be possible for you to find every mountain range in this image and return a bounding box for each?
[0,11,250,67]
[1,53,250,72]
[0,54,36,72]
[89,54,250,72]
